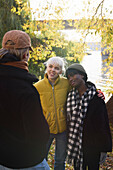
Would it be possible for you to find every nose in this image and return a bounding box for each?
[68,76,73,81]
[51,67,55,71]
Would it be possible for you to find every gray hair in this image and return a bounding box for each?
[45,56,66,73]
[0,48,29,60]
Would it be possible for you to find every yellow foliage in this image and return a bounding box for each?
[11,7,16,13]
[15,0,22,5]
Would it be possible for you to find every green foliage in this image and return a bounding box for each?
[74,0,113,94]
[27,19,85,77]
[0,0,31,47]
[19,0,86,77]
[0,0,86,77]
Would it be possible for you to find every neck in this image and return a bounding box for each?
[78,83,87,97]
[49,79,55,85]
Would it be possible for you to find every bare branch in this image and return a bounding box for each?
[83,0,105,43]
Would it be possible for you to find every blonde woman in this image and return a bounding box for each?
[34,56,70,170]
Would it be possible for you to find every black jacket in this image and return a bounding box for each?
[0,54,50,168]
[83,93,112,153]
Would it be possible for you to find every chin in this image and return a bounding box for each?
[71,84,78,89]
[71,85,75,88]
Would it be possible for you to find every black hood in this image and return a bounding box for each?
[0,65,38,84]
[0,53,20,63]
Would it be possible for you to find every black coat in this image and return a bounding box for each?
[83,94,112,154]
[0,54,50,168]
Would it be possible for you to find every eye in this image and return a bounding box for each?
[55,67,60,70]
[49,65,53,68]
[68,73,75,77]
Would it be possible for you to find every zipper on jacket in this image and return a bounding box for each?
[52,85,59,132]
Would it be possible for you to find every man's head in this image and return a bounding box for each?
[66,63,88,88]
[45,56,65,83]
[2,30,33,51]
[1,30,33,61]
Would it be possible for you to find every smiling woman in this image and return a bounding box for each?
[46,63,62,84]
[66,63,112,170]
[46,57,64,84]
[34,56,70,170]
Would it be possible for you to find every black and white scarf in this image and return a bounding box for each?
[66,83,97,169]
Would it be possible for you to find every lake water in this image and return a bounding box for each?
[81,51,111,102]
[81,51,102,87]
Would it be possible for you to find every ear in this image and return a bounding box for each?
[81,75,84,78]
[81,75,86,82]
[22,51,29,61]
[23,54,26,59]
[80,74,84,80]
[21,53,27,61]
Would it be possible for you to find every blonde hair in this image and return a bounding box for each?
[46,56,65,73]
[0,48,29,60]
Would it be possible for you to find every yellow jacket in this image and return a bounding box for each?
[34,74,70,134]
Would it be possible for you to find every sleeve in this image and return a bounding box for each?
[91,97,112,152]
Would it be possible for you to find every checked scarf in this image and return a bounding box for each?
[66,83,97,169]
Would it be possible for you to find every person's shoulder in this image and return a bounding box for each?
[34,79,44,84]
[60,76,70,87]
[34,79,44,87]
[60,76,69,83]
[90,93,106,105]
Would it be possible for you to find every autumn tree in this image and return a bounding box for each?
[0,0,86,78]
[24,0,85,77]
[70,0,113,94]
[0,0,31,46]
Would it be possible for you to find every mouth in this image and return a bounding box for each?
[48,71,56,78]
[50,73,55,77]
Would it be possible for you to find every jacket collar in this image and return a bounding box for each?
[0,64,38,84]
[0,53,38,83]
[44,73,60,86]
[0,53,20,63]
